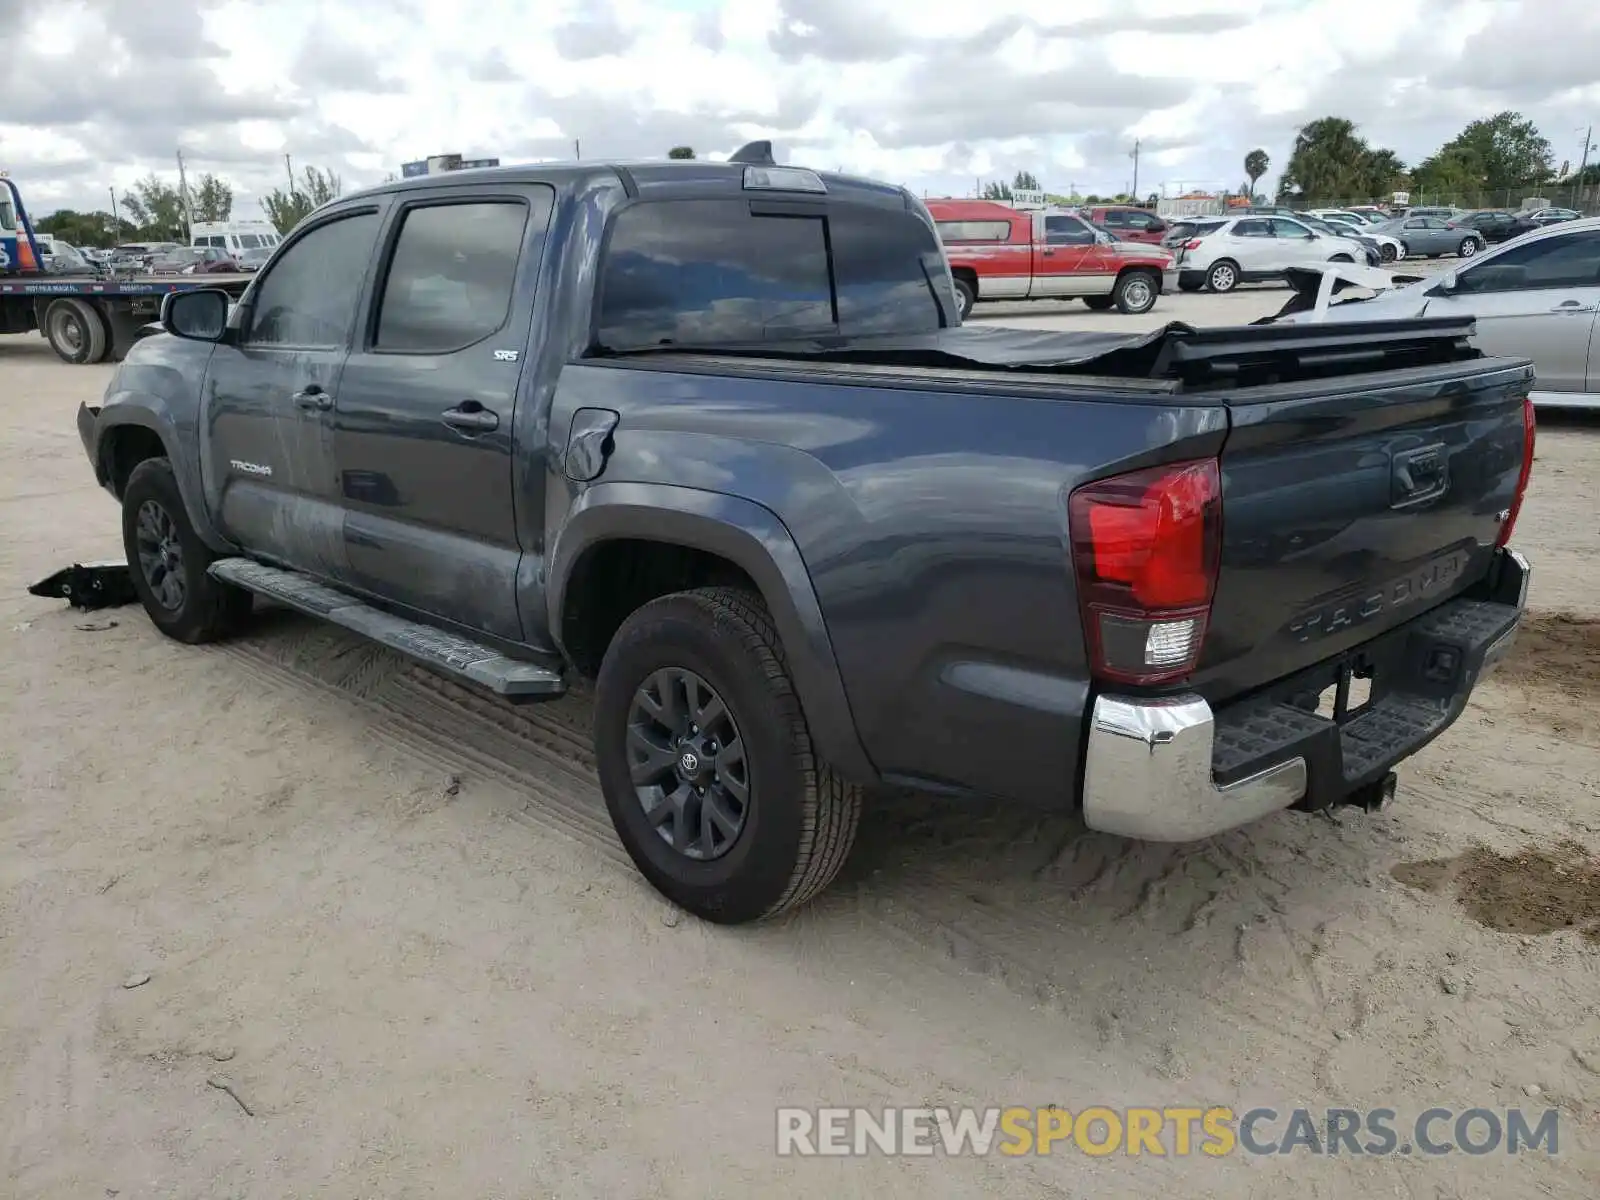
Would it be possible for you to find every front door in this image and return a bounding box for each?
[332,186,556,642]
[1034,214,1096,297]
[200,206,384,577]
[1424,228,1600,395]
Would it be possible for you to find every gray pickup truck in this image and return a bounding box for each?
[74,150,1535,924]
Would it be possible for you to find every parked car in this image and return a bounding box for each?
[150,246,241,275]
[1173,214,1373,292]
[73,153,1533,922]
[1528,207,1582,226]
[1080,205,1169,243]
[235,246,273,272]
[41,241,99,275]
[1455,210,1541,243]
[1296,213,1399,263]
[1161,217,1227,250]
[1402,206,1465,222]
[1365,214,1485,259]
[928,199,1176,316]
[1274,216,1600,410]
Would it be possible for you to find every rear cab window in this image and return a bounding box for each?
[596,197,948,349]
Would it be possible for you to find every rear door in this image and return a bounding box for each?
[332,185,555,642]
[1422,228,1600,393]
[200,205,383,578]
[1227,217,1277,275]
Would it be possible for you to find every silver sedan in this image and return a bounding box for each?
[1367,214,1485,259]
[1276,216,1600,410]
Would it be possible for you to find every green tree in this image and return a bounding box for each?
[262,165,343,234]
[33,209,135,248]
[667,146,696,159]
[981,180,1013,201]
[1244,148,1270,198]
[1415,112,1552,195]
[1277,117,1406,203]
[119,174,187,241]
[1012,170,1040,191]
[192,173,233,223]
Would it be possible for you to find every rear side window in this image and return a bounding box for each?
[376,201,531,353]
[936,220,1011,242]
[597,198,945,349]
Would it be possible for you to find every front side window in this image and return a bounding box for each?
[375,201,532,353]
[246,211,380,348]
[1270,219,1314,240]
[1043,215,1094,245]
[1452,231,1600,295]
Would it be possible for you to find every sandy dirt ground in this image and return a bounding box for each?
[2,313,1598,1198]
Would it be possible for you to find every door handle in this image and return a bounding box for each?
[442,403,500,433]
[1550,301,1597,313]
[293,386,333,411]
[1042,249,1056,257]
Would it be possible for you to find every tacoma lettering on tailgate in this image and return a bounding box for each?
[1286,550,1469,644]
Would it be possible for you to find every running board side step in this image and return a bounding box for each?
[208,557,567,700]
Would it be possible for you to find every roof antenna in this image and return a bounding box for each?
[729,140,776,166]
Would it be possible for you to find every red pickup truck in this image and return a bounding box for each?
[928,199,1177,318]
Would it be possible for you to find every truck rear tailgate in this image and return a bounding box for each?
[1195,357,1534,703]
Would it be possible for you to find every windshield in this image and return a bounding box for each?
[238,234,264,249]
[0,197,15,233]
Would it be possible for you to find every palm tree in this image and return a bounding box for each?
[1244,149,1270,200]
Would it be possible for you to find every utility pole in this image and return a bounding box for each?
[109,187,120,233]
[175,150,193,241]
[573,139,581,160]
[284,153,295,196]
[1578,126,1594,204]
[1130,139,1141,203]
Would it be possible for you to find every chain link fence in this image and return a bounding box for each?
[1282,185,1599,214]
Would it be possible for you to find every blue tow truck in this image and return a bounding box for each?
[1,173,253,364]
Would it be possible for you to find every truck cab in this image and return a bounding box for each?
[927,198,1175,318]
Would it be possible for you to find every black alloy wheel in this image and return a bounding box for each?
[134,498,187,611]
[626,667,750,861]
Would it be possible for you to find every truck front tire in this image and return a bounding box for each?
[120,457,252,644]
[594,587,863,924]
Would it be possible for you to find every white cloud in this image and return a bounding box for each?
[7,0,1600,221]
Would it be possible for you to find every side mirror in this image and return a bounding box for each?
[1437,274,1458,295]
[161,289,230,342]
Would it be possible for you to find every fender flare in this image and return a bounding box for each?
[546,481,878,784]
[93,400,235,554]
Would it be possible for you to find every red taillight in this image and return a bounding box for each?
[1184,238,1204,250]
[1497,395,1536,548]
[1068,459,1223,685]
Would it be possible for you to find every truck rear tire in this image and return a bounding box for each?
[952,276,976,319]
[594,587,863,925]
[44,298,109,365]
[120,457,252,644]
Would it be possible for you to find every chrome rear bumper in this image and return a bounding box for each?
[1080,551,1529,842]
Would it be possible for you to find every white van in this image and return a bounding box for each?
[191,220,282,256]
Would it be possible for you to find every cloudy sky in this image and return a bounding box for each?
[7,0,1599,221]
